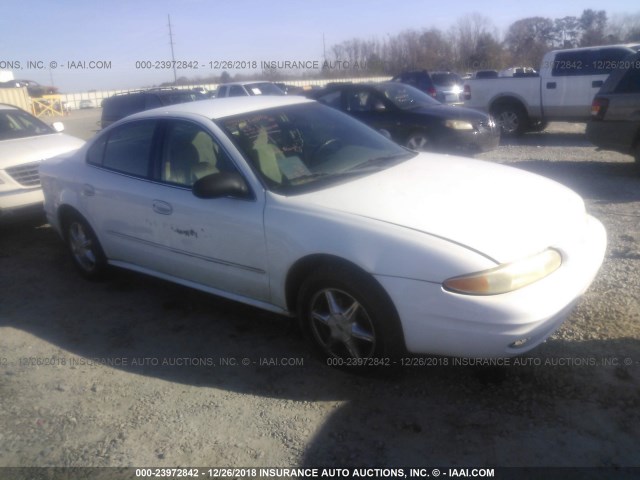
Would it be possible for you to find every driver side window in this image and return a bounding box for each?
[158,121,238,187]
[346,90,375,112]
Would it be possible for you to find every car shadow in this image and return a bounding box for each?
[1,221,639,467]
[500,131,591,148]
[298,337,640,467]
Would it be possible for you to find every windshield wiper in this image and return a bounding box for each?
[347,152,415,172]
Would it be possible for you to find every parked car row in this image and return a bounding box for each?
[5,43,640,226]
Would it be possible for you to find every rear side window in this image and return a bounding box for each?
[552,48,633,76]
[145,95,163,109]
[105,94,145,117]
[102,121,157,177]
[86,135,107,166]
[615,65,640,93]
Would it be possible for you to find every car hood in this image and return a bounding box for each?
[292,154,586,263]
[0,134,85,169]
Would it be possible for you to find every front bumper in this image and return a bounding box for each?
[0,188,44,218]
[436,124,500,154]
[376,214,607,357]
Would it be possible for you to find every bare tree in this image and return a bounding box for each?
[608,12,640,42]
[579,9,608,46]
[504,17,554,67]
[553,16,581,48]
[449,13,499,71]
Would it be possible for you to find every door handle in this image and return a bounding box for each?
[592,80,603,88]
[81,184,95,196]
[152,200,173,215]
[546,82,556,89]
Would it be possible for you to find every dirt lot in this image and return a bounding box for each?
[1,111,639,474]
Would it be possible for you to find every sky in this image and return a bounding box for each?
[1,0,639,92]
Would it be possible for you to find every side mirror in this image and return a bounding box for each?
[192,172,250,199]
[52,122,65,132]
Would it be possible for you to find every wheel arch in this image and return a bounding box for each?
[489,95,528,117]
[284,253,397,317]
[57,204,88,238]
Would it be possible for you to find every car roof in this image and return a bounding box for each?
[0,103,19,111]
[127,95,314,120]
[549,43,640,54]
[218,81,275,86]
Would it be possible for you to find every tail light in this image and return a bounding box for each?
[463,85,471,101]
[427,86,437,97]
[591,97,609,120]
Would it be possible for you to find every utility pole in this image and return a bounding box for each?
[168,14,177,84]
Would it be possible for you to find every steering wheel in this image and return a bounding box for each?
[313,138,342,159]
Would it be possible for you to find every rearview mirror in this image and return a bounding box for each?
[193,172,250,199]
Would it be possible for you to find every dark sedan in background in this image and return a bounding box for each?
[587,51,640,171]
[309,82,499,154]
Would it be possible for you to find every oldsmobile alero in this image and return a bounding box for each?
[39,96,606,364]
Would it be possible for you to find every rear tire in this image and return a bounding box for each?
[297,264,404,370]
[492,103,528,136]
[63,214,107,280]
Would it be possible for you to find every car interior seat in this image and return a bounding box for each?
[250,127,283,184]
[165,140,200,186]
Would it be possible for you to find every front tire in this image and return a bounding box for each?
[297,265,404,367]
[63,214,107,280]
[405,132,431,151]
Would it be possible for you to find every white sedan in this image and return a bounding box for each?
[40,96,606,363]
[0,104,84,218]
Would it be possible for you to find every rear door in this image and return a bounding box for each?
[82,119,165,268]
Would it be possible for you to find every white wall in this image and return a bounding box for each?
[60,77,391,110]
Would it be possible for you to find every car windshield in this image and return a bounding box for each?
[163,91,203,105]
[0,109,55,140]
[219,102,415,194]
[375,83,441,109]
[432,73,462,86]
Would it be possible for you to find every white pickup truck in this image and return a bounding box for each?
[463,44,640,134]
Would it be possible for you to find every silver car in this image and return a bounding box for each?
[0,104,84,218]
[431,72,464,105]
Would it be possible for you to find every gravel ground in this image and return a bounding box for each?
[1,113,639,475]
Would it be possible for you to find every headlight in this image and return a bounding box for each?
[443,248,562,295]
[445,119,474,130]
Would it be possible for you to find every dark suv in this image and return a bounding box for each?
[391,71,437,99]
[100,88,205,128]
[586,51,640,171]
